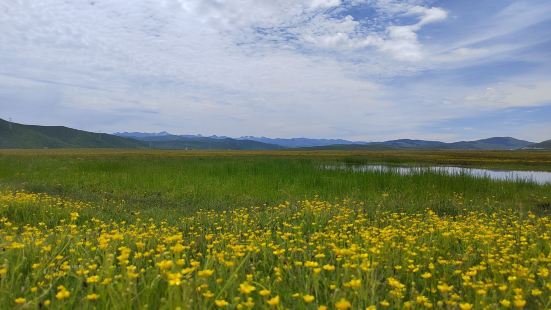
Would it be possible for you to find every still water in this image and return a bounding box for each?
[325,164,551,185]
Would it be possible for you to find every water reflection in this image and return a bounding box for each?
[325,164,551,185]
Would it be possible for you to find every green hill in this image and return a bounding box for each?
[0,118,145,148]
[445,137,533,150]
[529,139,551,149]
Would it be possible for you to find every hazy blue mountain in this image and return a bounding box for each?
[116,133,282,150]
[303,137,534,150]
[0,118,145,148]
[371,139,448,149]
[117,132,535,151]
[115,131,172,138]
[239,136,368,148]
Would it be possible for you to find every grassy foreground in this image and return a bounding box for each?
[0,150,550,309]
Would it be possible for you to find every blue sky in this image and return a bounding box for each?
[0,0,550,142]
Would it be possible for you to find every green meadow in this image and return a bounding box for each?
[0,149,549,220]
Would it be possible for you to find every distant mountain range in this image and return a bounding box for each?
[118,132,536,151]
[345,137,535,151]
[115,132,282,150]
[297,138,536,151]
[238,136,367,148]
[1,118,548,150]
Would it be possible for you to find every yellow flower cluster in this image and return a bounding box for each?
[0,191,549,308]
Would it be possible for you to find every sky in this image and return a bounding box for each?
[1,0,550,142]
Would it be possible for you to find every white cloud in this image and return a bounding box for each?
[411,6,448,27]
[309,0,342,9]
[359,6,447,61]
[464,80,551,109]
[295,3,447,61]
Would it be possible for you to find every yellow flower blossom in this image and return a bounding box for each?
[86,275,100,283]
[56,286,70,300]
[303,295,315,303]
[239,282,256,294]
[15,297,26,305]
[215,299,229,307]
[437,283,453,294]
[459,303,473,310]
[198,269,214,277]
[322,264,335,271]
[421,272,432,279]
[86,293,100,301]
[531,289,542,296]
[335,298,352,310]
[513,298,526,308]
[500,299,511,308]
[157,260,173,271]
[267,296,280,306]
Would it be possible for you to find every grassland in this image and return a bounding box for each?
[0,149,550,218]
[0,149,549,309]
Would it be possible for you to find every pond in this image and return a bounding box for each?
[325,164,551,185]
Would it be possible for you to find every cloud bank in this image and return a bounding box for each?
[0,0,550,141]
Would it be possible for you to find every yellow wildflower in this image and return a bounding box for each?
[437,283,453,294]
[86,275,100,283]
[531,289,542,296]
[56,286,70,300]
[513,298,526,308]
[459,303,473,310]
[345,279,361,288]
[500,299,511,308]
[322,264,335,271]
[15,297,25,305]
[421,272,432,279]
[335,298,352,310]
[239,282,256,294]
[198,269,214,277]
[267,295,280,306]
[303,295,315,303]
[215,299,229,307]
[157,260,173,271]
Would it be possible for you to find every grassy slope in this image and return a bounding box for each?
[531,139,551,149]
[0,150,549,220]
[0,118,145,148]
[445,137,533,150]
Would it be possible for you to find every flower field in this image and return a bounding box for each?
[1,191,549,309]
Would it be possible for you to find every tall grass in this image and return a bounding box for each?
[0,152,549,220]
